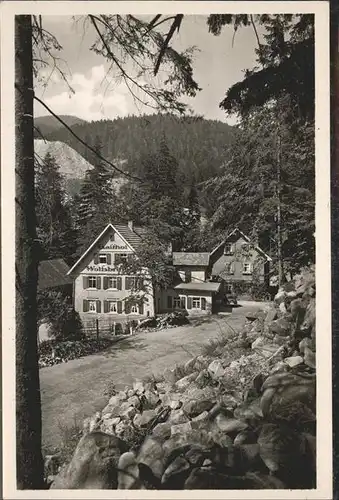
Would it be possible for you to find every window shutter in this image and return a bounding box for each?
[117,301,122,314]
[138,278,143,290]
[83,299,88,312]
[117,277,122,290]
[107,253,111,265]
[94,253,99,264]
[125,277,131,290]
[96,300,101,313]
[181,297,186,309]
[139,301,144,315]
[167,295,173,309]
[83,276,88,289]
[97,277,101,289]
[201,297,206,310]
[125,301,130,314]
[104,300,108,313]
[103,277,108,290]
[187,297,192,309]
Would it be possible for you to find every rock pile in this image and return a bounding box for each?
[49,267,316,490]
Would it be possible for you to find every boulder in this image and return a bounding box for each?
[245,309,264,321]
[163,367,177,385]
[100,417,121,434]
[168,409,189,425]
[133,380,145,394]
[171,421,192,437]
[265,307,278,324]
[50,432,128,489]
[118,451,141,489]
[182,399,214,418]
[137,436,165,479]
[269,317,292,337]
[176,372,199,390]
[161,456,191,488]
[143,390,160,409]
[170,399,182,410]
[126,395,141,409]
[207,359,225,379]
[304,346,316,369]
[185,446,206,467]
[120,405,138,420]
[299,337,313,354]
[214,415,248,433]
[284,355,304,368]
[127,389,136,398]
[133,409,157,428]
[152,422,172,441]
[184,357,197,373]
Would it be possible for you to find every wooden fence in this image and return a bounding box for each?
[82,317,140,339]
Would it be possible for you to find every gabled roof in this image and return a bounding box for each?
[174,281,221,292]
[210,227,272,262]
[172,252,210,267]
[67,223,147,276]
[38,259,72,290]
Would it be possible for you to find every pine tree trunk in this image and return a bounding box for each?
[276,132,284,286]
[15,15,44,489]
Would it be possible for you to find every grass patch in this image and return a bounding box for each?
[56,417,83,465]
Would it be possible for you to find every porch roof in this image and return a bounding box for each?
[174,281,221,293]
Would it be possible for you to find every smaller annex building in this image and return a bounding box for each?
[67,222,154,322]
[160,252,221,316]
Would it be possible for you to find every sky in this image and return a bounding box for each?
[34,15,263,125]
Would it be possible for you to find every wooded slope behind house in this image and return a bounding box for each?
[40,113,234,186]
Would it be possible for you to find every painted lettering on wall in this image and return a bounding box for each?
[86,265,115,272]
[104,244,128,250]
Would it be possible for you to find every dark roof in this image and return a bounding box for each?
[67,223,149,275]
[114,224,146,251]
[174,281,221,292]
[210,228,272,261]
[38,259,72,290]
[172,252,210,267]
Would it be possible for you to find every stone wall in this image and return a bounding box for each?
[48,267,316,490]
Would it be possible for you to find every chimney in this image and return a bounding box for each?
[128,220,133,231]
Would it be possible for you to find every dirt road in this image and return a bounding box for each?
[40,305,263,450]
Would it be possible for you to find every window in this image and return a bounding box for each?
[99,254,107,264]
[192,297,201,309]
[88,276,97,288]
[225,283,233,293]
[224,243,233,255]
[108,300,117,313]
[173,297,182,309]
[242,243,250,252]
[89,300,97,313]
[225,262,234,274]
[108,277,118,289]
[130,304,138,314]
[243,262,252,274]
[116,253,128,265]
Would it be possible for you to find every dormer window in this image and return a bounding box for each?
[224,243,233,255]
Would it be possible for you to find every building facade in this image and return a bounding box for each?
[209,228,271,296]
[68,223,154,323]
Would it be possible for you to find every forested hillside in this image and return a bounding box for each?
[44,114,234,186]
[35,115,88,136]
